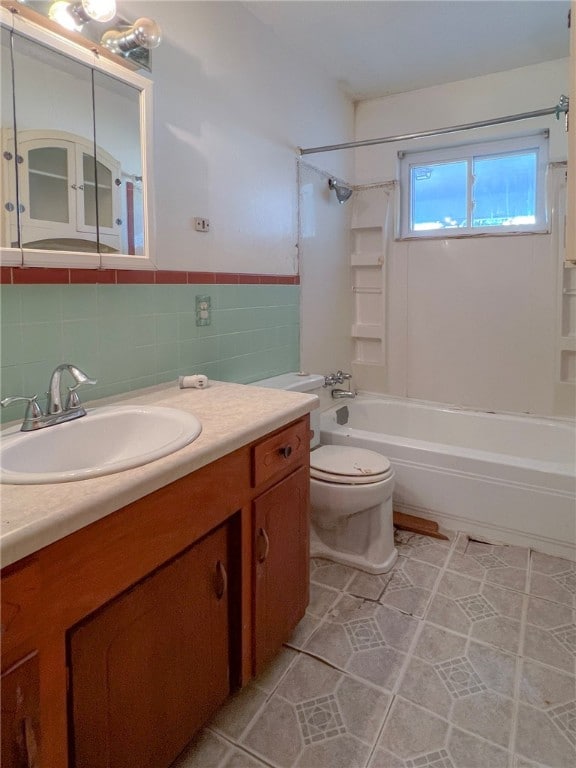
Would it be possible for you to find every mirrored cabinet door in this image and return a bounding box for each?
[1,26,19,250]
[11,30,99,253]
[1,10,152,265]
[93,70,145,256]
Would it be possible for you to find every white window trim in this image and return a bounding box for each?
[398,132,549,240]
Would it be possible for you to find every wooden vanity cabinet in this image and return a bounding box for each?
[69,524,230,768]
[253,466,309,674]
[252,417,310,673]
[0,414,311,768]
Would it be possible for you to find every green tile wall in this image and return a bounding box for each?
[0,283,300,423]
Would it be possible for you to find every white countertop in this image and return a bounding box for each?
[0,381,318,568]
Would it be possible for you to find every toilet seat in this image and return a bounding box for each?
[310,445,392,485]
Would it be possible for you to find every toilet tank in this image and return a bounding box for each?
[250,373,324,447]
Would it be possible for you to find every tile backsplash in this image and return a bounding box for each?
[0,283,299,422]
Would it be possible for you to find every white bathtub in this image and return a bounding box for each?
[320,395,576,560]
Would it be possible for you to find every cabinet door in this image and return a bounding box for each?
[76,145,121,240]
[1,653,41,768]
[15,134,121,252]
[253,466,310,674]
[69,525,230,768]
[19,138,76,244]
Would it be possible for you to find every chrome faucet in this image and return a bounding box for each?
[1,364,97,431]
[331,388,356,399]
[46,363,97,415]
[324,370,356,399]
[324,370,353,387]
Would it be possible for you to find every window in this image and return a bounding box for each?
[399,133,549,238]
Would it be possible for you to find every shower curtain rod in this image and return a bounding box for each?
[299,95,569,155]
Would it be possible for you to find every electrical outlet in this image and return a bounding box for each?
[195,295,211,326]
[194,217,210,232]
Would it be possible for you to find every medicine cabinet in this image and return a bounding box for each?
[0,5,153,268]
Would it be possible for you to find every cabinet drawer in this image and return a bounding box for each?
[252,418,309,487]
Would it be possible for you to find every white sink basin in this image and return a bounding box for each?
[0,405,202,484]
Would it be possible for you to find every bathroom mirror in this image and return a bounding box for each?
[0,5,152,267]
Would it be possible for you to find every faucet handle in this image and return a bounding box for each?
[0,395,44,427]
[336,370,352,380]
[64,381,94,411]
[65,387,81,410]
[69,366,97,387]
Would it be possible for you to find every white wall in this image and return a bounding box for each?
[354,60,569,415]
[298,162,353,376]
[355,59,569,181]
[126,1,354,275]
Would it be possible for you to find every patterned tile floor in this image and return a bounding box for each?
[172,530,576,768]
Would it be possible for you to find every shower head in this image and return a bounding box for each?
[328,178,353,204]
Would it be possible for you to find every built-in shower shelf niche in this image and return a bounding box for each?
[350,225,382,236]
[351,225,385,367]
[353,289,381,323]
[353,338,383,365]
[558,267,576,384]
[560,349,576,383]
[352,324,383,339]
[552,165,575,415]
[353,266,381,288]
[351,226,384,267]
[351,252,383,267]
[561,284,576,337]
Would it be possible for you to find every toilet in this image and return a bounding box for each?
[252,373,397,574]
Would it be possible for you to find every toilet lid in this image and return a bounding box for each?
[310,445,392,485]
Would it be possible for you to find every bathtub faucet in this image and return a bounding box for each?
[331,388,356,399]
[325,370,355,398]
[324,370,352,387]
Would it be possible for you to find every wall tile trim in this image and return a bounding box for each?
[1,268,300,286]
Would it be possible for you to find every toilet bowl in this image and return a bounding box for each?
[251,373,398,574]
[309,444,396,574]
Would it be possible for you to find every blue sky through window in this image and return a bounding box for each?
[409,148,540,231]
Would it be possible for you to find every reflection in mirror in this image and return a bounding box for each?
[1,26,19,249]
[11,30,99,252]
[93,70,144,255]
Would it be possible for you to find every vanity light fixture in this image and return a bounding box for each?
[48,0,116,31]
[101,17,162,55]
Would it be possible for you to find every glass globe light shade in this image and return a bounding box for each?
[102,16,162,54]
[130,18,162,50]
[48,1,79,31]
[81,0,117,23]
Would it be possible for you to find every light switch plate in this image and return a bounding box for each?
[194,217,210,232]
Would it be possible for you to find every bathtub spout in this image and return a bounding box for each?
[332,388,356,399]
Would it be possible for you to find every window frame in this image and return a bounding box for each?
[398,132,549,239]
